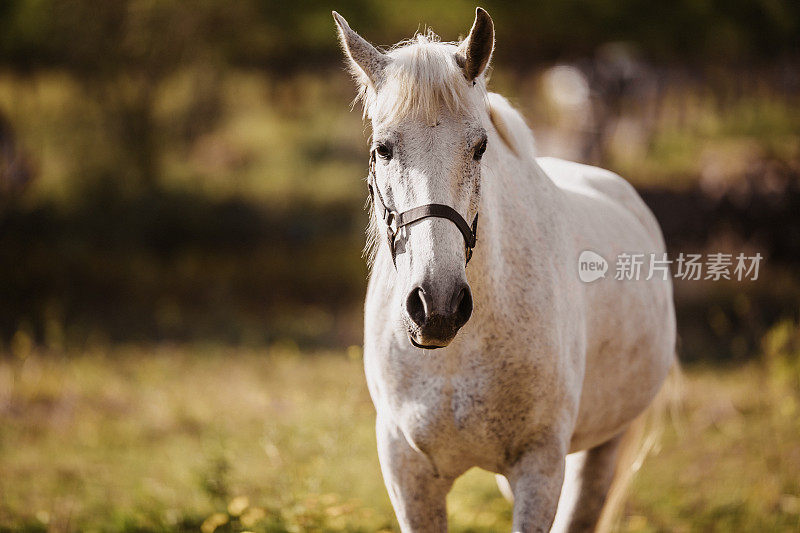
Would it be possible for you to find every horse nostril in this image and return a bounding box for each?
[405,287,428,327]
[452,286,473,328]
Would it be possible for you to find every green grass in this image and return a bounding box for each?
[0,70,370,208]
[3,68,799,208]
[1,338,799,532]
[608,93,800,189]
[629,364,800,532]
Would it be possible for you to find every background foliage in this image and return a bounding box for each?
[0,1,799,531]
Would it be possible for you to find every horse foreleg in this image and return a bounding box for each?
[376,418,453,532]
[550,434,623,533]
[506,440,567,533]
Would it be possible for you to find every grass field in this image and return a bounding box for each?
[1,334,799,532]
[1,21,799,533]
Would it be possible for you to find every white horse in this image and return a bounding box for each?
[333,8,677,532]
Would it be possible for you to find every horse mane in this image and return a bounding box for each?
[354,30,488,126]
[363,190,381,269]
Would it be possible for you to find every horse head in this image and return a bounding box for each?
[334,8,495,349]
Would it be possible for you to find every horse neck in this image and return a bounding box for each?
[465,132,558,283]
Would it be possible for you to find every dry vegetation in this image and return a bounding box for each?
[2,323,799,532]
[1,4,799,532]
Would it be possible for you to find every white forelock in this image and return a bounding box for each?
[356,31,488,125]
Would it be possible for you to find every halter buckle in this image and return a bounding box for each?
[385,210,399,236]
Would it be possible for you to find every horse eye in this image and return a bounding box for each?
[375,143,392,160]
[473,138,487,161]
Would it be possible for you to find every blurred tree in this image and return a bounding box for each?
[0,0,258,191]
[0,0,797,71]
[0,112,33,200]
[0,0,796,191]
[0,0,796,349]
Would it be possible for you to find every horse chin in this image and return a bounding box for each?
[408,335,445,350]
[407,332,452,350]
[404,318,458,350]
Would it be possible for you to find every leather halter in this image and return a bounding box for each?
[367,151,478,267]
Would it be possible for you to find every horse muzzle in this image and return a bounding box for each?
[403,283,473,349]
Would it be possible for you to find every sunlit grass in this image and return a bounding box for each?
[610,93,800,188]
[160,73,369,206]
[0,344,391,532]
[2,68,798,209]
[1,336,799,532]
[627,363,800,532]
[0,70,370,208]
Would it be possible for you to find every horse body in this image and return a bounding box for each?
[335,8,675,531]
[363,110,674,470]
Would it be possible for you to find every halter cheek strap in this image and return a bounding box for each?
[367,151,479,267]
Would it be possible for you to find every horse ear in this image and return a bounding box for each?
[457,7,495,81]
[332,11,388,88]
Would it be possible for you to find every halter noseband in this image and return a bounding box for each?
[367,151,479,267]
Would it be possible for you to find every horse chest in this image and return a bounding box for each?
[389,367,543,470]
